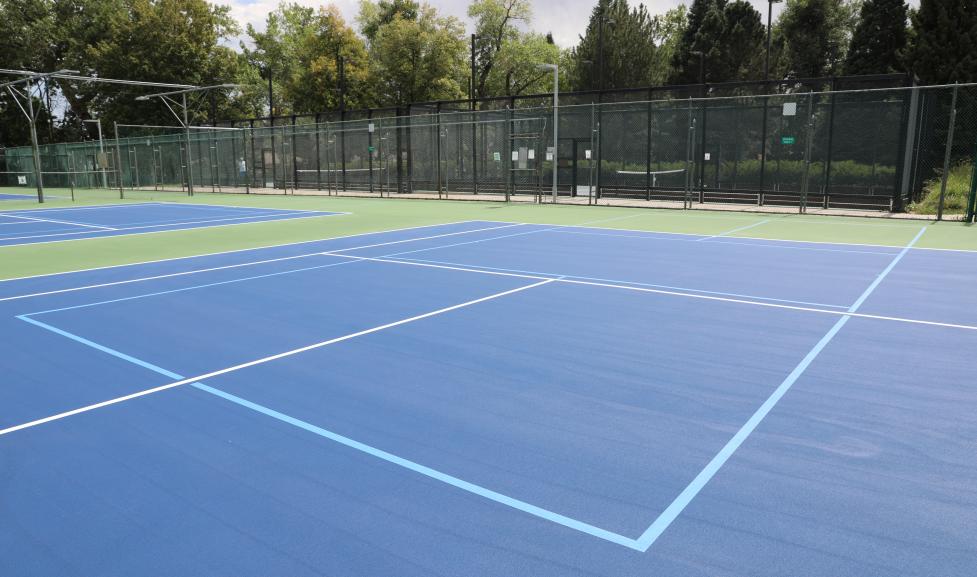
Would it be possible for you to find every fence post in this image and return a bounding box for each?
[937,83,959,221]
[291,114,298,191]
[822,78,837,208]
[967,135,977,223]
[800,93,816,214]
[314,113,322,191]
[368,110,375,194]
[645,90,653,201]
[114,121,125,199]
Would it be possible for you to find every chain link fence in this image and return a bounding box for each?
[3,83,976,220]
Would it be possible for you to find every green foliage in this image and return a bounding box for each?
[777,0,852,78]
[844,0,908,75]
[669,0,764,85]
[909,0,977,84]
[649,6,687,85]
[570,0,658,91]
[245,2,370,114]
[469,0,559,98]
[910,161,974,214]
[360,1,466,105]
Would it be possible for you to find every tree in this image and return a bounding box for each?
[245,3,370,115]
[719,1,765,81]
[649,5,687,85]
[359,1,466,105]
[570,0,658,91]
[468,0,560,98]
[670,0,764,85]
[909,0,977,84]
[844,0,907,75]
[777,0,850,78]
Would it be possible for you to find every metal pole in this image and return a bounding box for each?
[552,66,559,202]
[113,121,124,198]
[765,0,773,80]
[966,135,977,223]
[937,83,959,221]
[183,93,194,196]
[800,94,815,213]
[25,80,45,203]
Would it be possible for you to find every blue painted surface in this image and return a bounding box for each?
[0,202,340,246]
[2,221,976,576]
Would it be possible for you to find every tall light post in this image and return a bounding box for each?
[597,13,615,91]
[764,0,784,80]
[538,63,558,202]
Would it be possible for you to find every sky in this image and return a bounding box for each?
[226,0,789,49]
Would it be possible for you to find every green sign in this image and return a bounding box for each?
[781,136,795,145]
[368,145,375,152]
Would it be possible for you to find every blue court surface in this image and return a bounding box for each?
[0,202,340,246]
[1,220,975,576]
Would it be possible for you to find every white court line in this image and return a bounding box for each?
[697,219,771,241]
[0,278,556,437]
[490,219,977,254]
[0,220,481,284]
[1,213,118,231]
[0,211,342,248]
[549,229,896,256]
[338,254,977,332]
[0,202,159,214]
[0,211,335,243]
[0,222,523,302]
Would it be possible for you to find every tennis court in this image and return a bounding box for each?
[2,216,975,576]
[0,202,341,246]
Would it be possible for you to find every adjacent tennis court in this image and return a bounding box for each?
[0,202,341,246]
[2,217,974,577]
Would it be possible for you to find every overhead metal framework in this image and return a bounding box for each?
[0,69,213,202]
[135,84,239,195]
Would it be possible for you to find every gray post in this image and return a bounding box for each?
[898,85,920,209]
[25,80,45,203]
[114,121,124,198]
[937,83,959,221]
[183,93,194,196]
[800,93,816,213]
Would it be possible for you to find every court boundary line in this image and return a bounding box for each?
[10,296,647,550]
[0,222,525,303]
[697,218,771,241]
[1,212,118,231]
[0,220,486,284]
[337,254,977,332]
[630,225,928,551]
[0,210,343,245]
[0,215,970,286]
[488,218,976,254]
[15,220,977,332]
[3,226,960,553]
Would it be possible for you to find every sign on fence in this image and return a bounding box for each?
[781,136,796,145]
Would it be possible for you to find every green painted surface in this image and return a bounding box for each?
[0,188,973,281]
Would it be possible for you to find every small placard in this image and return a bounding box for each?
[781,136,796,145]
[585,149,592,159]
[528,149,535,160]
[511,150,519,161]
[493,151,501,162]
[368,123,375,133]
[704,152,711,161]
[17,176,27,185]
[782,102,797,116]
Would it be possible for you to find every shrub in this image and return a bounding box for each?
[910,161,974,214]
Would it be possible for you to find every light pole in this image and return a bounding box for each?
[538,63,558,202]
[764,0,783,80]
[597,13,615,91]
[82,119,107,188]
[470,34,484,109]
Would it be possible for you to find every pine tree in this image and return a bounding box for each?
[845,0,908,74]
[910,0,977,83]
[669,0,726,84]
[778,0,849,78]
[569,0,658,91]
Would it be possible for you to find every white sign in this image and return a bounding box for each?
[528,149,535,160]
[546,152,553,161]
[782,102,797,116]
[368,123,375,133]
[585,150,592,159]
[493,151,501,162]
[704,152,711,161]
[511,150,519,161]
[17,176,27,185]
